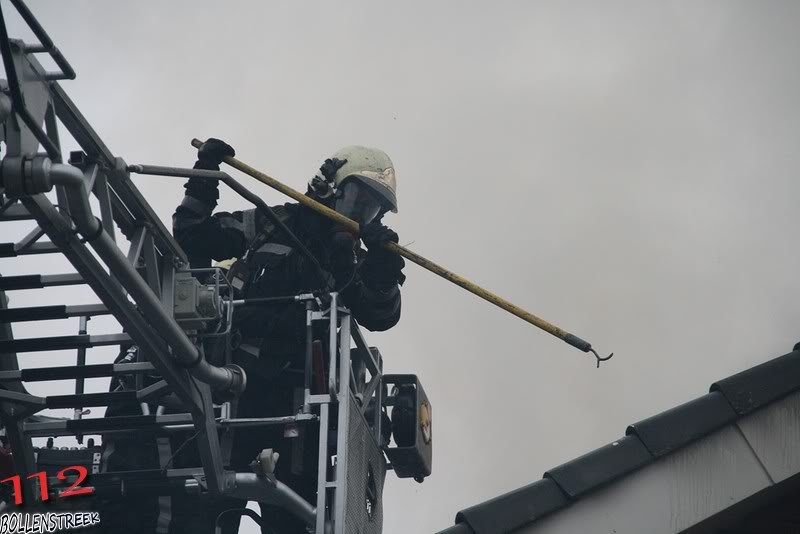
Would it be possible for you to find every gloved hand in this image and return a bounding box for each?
[187,138,235,199]
[360,221,406,289]
[195,138,235,170]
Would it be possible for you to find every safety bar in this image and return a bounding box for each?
[0,157,246,397]
[47,163,246,396]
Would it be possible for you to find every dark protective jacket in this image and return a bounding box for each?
[172,171,401,365]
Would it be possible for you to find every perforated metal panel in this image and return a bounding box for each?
[343,394,386,534]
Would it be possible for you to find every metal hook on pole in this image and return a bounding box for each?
[189,138,615,368]
[590,348,614,368]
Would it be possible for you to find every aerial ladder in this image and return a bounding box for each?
[0,1,432,532]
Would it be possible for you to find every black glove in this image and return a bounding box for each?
[187,138,235,200]
[360,222,406,289]
[195,138,235,170]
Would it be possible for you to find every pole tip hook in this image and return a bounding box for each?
[590,348,614,368]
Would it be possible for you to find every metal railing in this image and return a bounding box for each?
[0,2,397,531]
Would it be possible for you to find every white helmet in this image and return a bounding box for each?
[330,145,398,214]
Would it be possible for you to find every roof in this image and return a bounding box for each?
[437,344,800,534]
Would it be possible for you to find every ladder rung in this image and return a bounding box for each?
[25,413,194,436]
[0,273,84,290]
[0,303,109,323]
[0,362,156,382]
[0,333,131,353]
[46,391,137,409]
[0,241,60,257]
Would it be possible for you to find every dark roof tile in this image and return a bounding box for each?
[544,435,652,499]
[626,391,736,457]
[711,349,800,415]
[435,523,475,534]
[454,478,568,534]
[441,349,800,533]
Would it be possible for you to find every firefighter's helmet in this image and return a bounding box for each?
[331,146,398,214]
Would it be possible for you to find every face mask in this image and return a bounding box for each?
[334,180,383,225]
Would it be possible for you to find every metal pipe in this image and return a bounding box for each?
[48,162,98,234]
[303,301,313,414]
[218,414,317,428]
[229,473,316,527]
[328,294,338,397]
[227,296,300,307]
[44,162,246,397]
[73,315,88,436]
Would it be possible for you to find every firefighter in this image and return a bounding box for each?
[176,138,404,336]
[170,138,405,533]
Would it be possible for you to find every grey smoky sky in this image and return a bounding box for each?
[4,1,800,533]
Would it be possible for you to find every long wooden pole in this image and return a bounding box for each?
[191,138,612,365]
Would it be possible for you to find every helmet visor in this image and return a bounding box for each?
[334,180,383,225]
